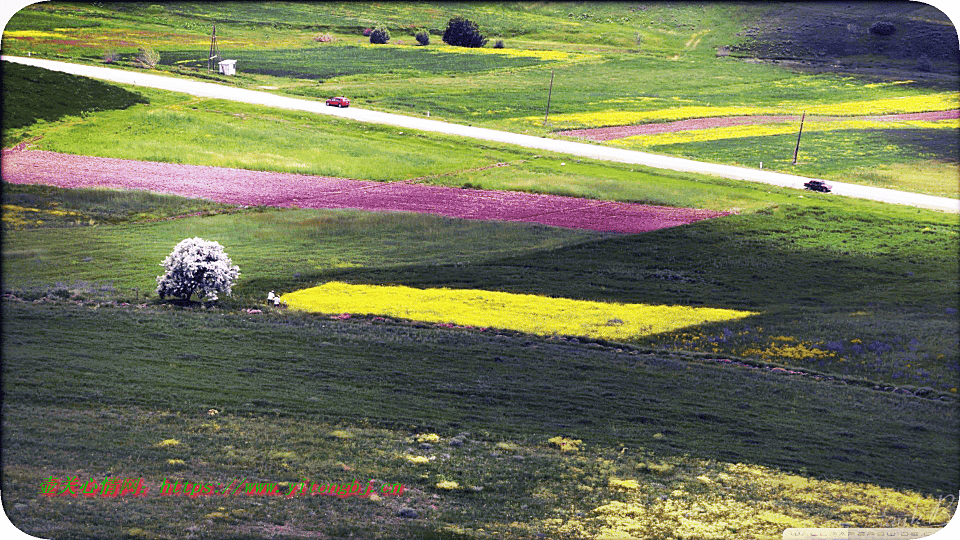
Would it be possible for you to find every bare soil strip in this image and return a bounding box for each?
[0,150,727,234]
[558,109,960,141]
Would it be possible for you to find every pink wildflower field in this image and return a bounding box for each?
[1,150,728,234]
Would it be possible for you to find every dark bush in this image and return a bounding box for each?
[369,25,390,45]
[493,39,504,49]
[869,21,896,36]
[443,16,487,48]
[415,30,430,46]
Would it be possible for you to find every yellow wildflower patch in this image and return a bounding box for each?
[741,341,836,363]
[281,282,755,341]
[547,436,582,453]
[156,439,180,447]
[531,106,763,129]
[416,433,440,443]
[435,480,459,490]
[608,477,642,491]
[519,92,957,129]
[2,204,82,230]
[3,30,69,39]
[805,93,959,115]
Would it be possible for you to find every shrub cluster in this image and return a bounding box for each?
[415,29,430,46]
[869,21,896,36]
[369,25,390,44]
[442,16,487,48]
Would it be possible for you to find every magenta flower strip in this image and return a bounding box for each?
[2,150,727,234]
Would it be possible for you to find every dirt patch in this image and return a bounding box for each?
[0,150,728,234]
[558,109,960,142]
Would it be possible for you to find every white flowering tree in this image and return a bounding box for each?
[156,237,240,303]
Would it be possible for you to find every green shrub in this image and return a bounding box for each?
[369,25,390,45]
[442,16,487,48]
[415,30,430,46]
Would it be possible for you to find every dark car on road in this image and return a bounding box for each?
[804,180,832,193]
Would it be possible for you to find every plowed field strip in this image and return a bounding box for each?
[559,109,960,141]
[0,150,728,234]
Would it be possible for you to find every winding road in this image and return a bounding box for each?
[3,55,958,213]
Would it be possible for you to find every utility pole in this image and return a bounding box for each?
[208,24,220,72]
[792,111,805,165]
[543,70,555,126]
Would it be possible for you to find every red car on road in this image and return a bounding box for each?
[325,96,350,108]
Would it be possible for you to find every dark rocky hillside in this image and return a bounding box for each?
[730,1,959,79]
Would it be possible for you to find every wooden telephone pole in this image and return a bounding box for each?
[792,111,806,165]
[543,70,555,126]
[208,24,221,72]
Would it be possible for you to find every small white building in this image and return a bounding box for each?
[218,59,237,76]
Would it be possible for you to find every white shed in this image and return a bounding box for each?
[218,59,237,76]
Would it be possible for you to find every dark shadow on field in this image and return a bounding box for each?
[293,205,954,314]
[1,61,147,131]
[880,128,960,162]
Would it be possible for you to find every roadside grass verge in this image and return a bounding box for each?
[19,88,537,182]
[2,302,957,503]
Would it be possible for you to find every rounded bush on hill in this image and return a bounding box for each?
[415,30,430,46]
[369,25,390,44]
[869,21,896,36]
[156,237,240,303]
[442,16,487,48]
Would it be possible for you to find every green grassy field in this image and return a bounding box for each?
[2,2,959,539]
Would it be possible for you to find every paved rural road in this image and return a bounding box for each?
[4,55,958,213]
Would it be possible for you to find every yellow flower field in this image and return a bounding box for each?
[281,282,755,341]
[520,92,958,129]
